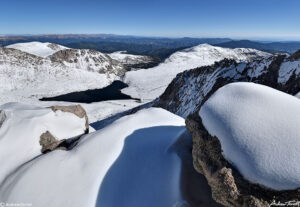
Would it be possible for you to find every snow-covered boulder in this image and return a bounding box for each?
[200,82,300,190]
[5,42,68,57]
[0,108,200,207]
[0,103,89,184]
[185,83,300,207]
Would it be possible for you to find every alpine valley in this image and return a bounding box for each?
[1,38,300,207]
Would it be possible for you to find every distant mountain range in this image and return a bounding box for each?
[0,34,300,59]
[215,40,300,54]
[0,35,230,60]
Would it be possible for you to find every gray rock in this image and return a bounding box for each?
[155,50,300,206]
[51,105,89,132]
[39,131,66,154]
[0,110,6,128]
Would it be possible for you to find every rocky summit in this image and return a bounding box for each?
[155,50,300,206]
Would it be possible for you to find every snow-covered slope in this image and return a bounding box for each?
[199,82,300,190]
[0,44,125,104]
[6,42,68,57]
[109,51,153,65]
[155,50,300,118]
[122,44,271,100]
[0,103,87,185]
[0,107,189,207]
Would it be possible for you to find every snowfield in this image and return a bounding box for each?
[199,82,300,190]
[0,107,190,207]
[6,42,68,57]
[0,44,125,105]
[0,103,87,185]
[108,51,152,65]
[122,44,271,100]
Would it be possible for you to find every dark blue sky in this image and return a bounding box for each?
[1,0,300,40]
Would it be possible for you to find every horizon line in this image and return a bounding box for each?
[1,33,300,42]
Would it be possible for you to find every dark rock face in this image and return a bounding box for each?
[155,50,300,207]
[0,110,6,128]
[288,50,300,61]
[155,52,300,118]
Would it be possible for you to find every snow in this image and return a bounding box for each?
[6,42,68,57]
[0,63,114,104]
[0,107,188,207]
[162,55,274,118]
[122,44,271,100]
[278,60,300,84]
[199,82,300,190]
[35,99,143,123]
[0,103,87,185]
[0,45,124,104]
[109,51,152,65]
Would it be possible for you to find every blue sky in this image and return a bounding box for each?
[1,0,300,40]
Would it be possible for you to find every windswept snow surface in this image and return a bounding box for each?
[0,108,188,207]
[122,44,271,100]
[199,82,300,190]
[0,103,87,185]
[6,42,68,57]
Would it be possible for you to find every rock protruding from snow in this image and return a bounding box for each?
[51,105,89,130]
[50,49,125,76]
[155,50,300,118]
[0,103,88,184]
[0,110,6,128]
[122,44,271,100]
[154,50,300,206]
[278,50,300,84]
[185,83,300,207]
[40,131,66,153]
[108,51,156,71]
[0,108,192,207]
[6,42,68,57]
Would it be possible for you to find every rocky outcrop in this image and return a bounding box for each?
[155,52,300,117]
[51,105,89,132]
[40,131,66,153]
[155,50,300,206]
[39,105,90,154]
[49,49,126,76]
[108,51,158,71]
[288,50,300,61]
[186,113,300,207]
[0,110,6,128]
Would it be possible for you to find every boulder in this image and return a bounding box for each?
[40,131,66,153]
[186,105,300,207]
[51,105,89,132]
